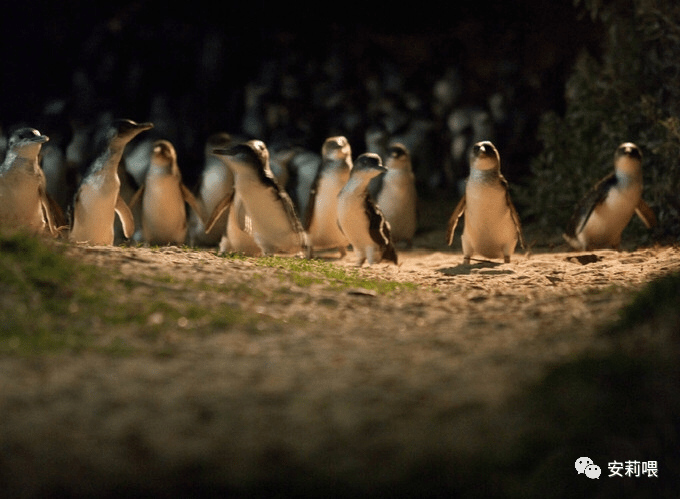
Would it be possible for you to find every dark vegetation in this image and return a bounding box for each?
[524,0,680,242]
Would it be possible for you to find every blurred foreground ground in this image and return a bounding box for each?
[0,225,678,497]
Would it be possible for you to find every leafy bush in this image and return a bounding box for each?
[521,0,680,241]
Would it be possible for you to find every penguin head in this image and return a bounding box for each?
[352,153,387,179]
[247,139,270,166]
[365,124,389,153]
[289,149,321,176]
[470,141,500,171]
[150,140,177,168]
[109,119,154,142]
[614,142,642,175]
[385,143,411,170]
[204,132,232,157]
[213,140,271,176]
[7,127,49,157]
[321,136,351,162]
[8,127,49,148]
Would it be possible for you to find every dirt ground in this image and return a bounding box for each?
[1,235,679,497]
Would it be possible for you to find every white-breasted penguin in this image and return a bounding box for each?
[205,140,306,255]
[286,148,321,223]
[188,132,234,247]
[337,153,398,266]
[563,142,656,250]
[446,141,524,264]
[303,136,352,258]
[0,128,57,235]
[213,189,263,256]
[129,139,204,245]
[375,143,418,246]
[69,119,153,245]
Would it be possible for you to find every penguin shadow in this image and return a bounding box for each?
[437,259,515,276]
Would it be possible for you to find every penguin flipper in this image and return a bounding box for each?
[115,194,135,239]
[235,199,251,234]
[44,190,67,230]
[302,175,319,230]
[635,199,657,229]
[128,185,144,209]
[566,173,616,237]
[446,195,466,246]
[180,183,206,224]
[278,188,305,236]
[506,191,525,250]
[499,175,525,249]
[366,196,398,264]
[204,192,234,234]
[39,187,60,236]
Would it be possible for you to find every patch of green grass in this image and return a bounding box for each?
[99,336,135,357]
[0,231,100,355]
[0,232,259,356]
[218,251,248,261]
[256,256,418,294]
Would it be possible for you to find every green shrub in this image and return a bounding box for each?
[522,0,680,241]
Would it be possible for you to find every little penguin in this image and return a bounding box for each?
[563,142,656,250]
[446,140,524,264]
[69,119,153,245]
[39,119,71,227]
[0,128,58,235]
[188,132,234,247]
[215,191,263,256]
[286,148,321,222]
[374,143,418,246]
[205,140,306,255]
[337,153,398,267]
[303,136,352,258]
[129,139,204,245]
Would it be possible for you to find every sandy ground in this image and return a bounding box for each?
[1,240,679,497]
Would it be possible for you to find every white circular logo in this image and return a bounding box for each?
[575,457,593,474]
[585,464,601,479]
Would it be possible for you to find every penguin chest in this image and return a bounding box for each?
[376,171,417,240]
[191,166,234,245]
[225,196,261,256]
[337,191,374,251]
[142,175,187,244]
[579,185,641,248]
[463,182,517,257]
[200,165,233,215]
[0,169,45,229]
[238,181,301,254]
[308,176,348,248]
[70,174,121,244]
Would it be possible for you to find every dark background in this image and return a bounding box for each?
[0,0,602,190]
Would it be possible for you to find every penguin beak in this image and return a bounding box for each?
[137,122,154,132]
[32,135,49,144]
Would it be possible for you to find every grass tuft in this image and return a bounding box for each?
[256,256,418,293]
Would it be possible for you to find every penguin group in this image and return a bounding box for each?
[0,117,413,266]
[0,116,658,265]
